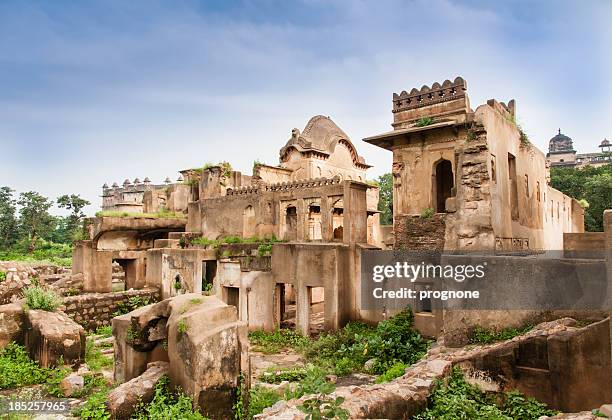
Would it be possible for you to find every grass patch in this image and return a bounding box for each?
[132,375,208,419]
[85,340,112,372]
[23,286,62,311]
[75,388,111,419]
[177,319,189,334]
[375,361,407,383]
[92,325,113,338]
[0,271,6,282]
[245,386,282,419]
[0,342,49,389]
[415,117,434,127]
[260,366,309,384]
[113,295,151,316]
[470,324,533,345]
[248,329,310,354]
[414,367,556,419]
[420,207,434,219]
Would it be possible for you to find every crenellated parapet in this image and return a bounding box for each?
[392,77,467,113]
[225,176,344,196]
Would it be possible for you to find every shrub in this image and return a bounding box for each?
[76,389,111,419]
[257,243,273,257]
[113,295,151,316]
[420,208,434,219]
[132,375,207,419]
[44,365,72,397]
[260,366,308,384]
[85,340,113,371]
[298,395,349,420]
[285,366,335,400]
[23,286,62,311]
[375,361,407,383]
[0,271,6,282]
[93,325,113,338]
[470,324,533,345]
[246,386,282,419]
[0,342,49,389]
[177,319,189,334]
[414,367,556,420]
[415,117,434,127]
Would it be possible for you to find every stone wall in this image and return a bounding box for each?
[394,214,446,250]
[563,232,606,258]
[61,288,160,330]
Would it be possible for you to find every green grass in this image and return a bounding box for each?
[0,240,73,267]
[420,207,434,218]
[23,286,62,311]
[177,319,189,334]
[132,375,208,420]
[113,295,151,316]
[0,271,6,282]
[75,388,111,419]
[470,324,534,345]
[375,361,407,383]
[92,325,113,338]
[246,386,282,419]
[85,340,113,372]
[248,329,310,354]
[190,235,283,250]
[415,117,434,127]
[0,343,49,389]
[414,367,556,419]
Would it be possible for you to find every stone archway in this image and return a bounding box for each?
[433,159,453,212]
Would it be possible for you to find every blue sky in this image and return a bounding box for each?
[1,0,610,215]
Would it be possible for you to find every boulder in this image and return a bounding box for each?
[107,361,168,419]
[0,302,25,349]
[25,310,85,367]
[59,373,84,397]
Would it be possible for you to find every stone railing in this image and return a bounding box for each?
[225,176,343,196]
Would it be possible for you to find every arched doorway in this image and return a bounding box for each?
[434,159,453,212]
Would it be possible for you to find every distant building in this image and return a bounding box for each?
[546,130,611,168]
[101,177,174,213]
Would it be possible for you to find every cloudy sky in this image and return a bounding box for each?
[1,0,611,215]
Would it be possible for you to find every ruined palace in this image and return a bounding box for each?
[71,77,595,342]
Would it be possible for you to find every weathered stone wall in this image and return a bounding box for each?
[393,214,446,250]
[0,262,35,304]
[563,232,606,258]
[61,288,160,330]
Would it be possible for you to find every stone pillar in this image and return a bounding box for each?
[604,209,612,364]
[296,285,311,336]
[92,251,113,293]
[296,198,306,241]
[320,195,333,242]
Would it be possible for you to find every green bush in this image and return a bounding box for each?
[246,386,282,419]
[260,366,308,384]
[23,286,62,311]
[415,117,434,127]
[113,296,151,316]
[76,389,111,419]
[92,325,113,338]
[0,342,49,389]
[420,208,434,219]
[85,340,113,371]
[132,375,207,419]
[0,240,72,267]
[414,367,556,419]
[0,271,6,282]
[375,361,407,383]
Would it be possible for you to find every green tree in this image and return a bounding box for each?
[0,187,18,249]
[550,164,612,231]
[17,191,55,252]
[57,194,90,242]
[375,173,393,225]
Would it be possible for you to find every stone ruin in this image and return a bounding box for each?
[0,77,611,418]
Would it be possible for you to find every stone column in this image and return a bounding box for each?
[296,285,311,336]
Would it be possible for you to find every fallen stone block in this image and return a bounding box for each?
[0,302,25,349]
[107,361,169,419]
[25,310,86,367]
[60,373,85,397]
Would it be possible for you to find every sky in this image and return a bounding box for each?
[1,0,611,216]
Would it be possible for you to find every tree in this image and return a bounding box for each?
[374,173,393,225]
[17,191,55,252]
[550,164,612,231]
[0,187,18,249]
[57,194,90,242]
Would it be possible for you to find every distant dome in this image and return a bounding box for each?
[133,178,141,184]
[600,138,610,147]
[102,183,109,189]
[548,129,574,153]
[123,179,132,186]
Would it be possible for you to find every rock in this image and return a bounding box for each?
[0,302,25,349]
[426,359,452,376]
[25,310,86,368]
[107,361,169,419]
[599,404,612,417]
[60,373,85,397]
[364,358,377,373]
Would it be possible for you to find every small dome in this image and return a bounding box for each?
[102,183,109,189]
[123,179,132,186]
[143,177,151,183]
[600,138,610,147]
[164,177,172,184]
[133,177,141,184]
[549,129,574,153]
[177,175,184,182]
[112,182,119,188]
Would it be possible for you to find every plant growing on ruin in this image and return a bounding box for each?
[133,376,207,419]
[23,285,62,312]
[298,395,349,420]
[0,342,49,389]
[75,388,111,419]
[248,329,310,354]
[420,207,434,219]
[177,319,189,335]
[469,324,533,345]
[257,243,273,257]
[415,117,434,127]
[113,296,151,316]
[0,270,6,282]
[93,325,113,338]
[85,339,113,371]
[375,361,407,383]
[243,385,282,420]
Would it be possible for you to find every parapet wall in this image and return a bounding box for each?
[61,288,160,330]
[394,214,446,250]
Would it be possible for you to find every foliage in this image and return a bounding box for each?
[257,243,273,256]
[375,361,407,383]
[44,365,72,397]
[420,208,434,219]
[23,286,62,311]
[375,173,393,225]
[0,271,6,282]
[284,366,335,399]
[17,191,55,252]
[76,389,111,419]
[177,319,189,334]
[191,235,283,249]
[85,340,113,371]
[298,395,349,420]
[113,296,151,316]
[248,329,310,354]
[260,366,309,384]
[0,342,49,389]
[415,367,555,419]
[93,325,113,338]
[470,324,533,345]
[56,194,90,243]
[550,164,612,231]
[415,117,434,127]
[132,375,207,420]
[304,308,427,375]
[245,386,282,419]
[0,186,18,248]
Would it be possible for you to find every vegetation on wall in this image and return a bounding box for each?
[23,286,62,312]
[371,173,393,225]
[550,164,612,231]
